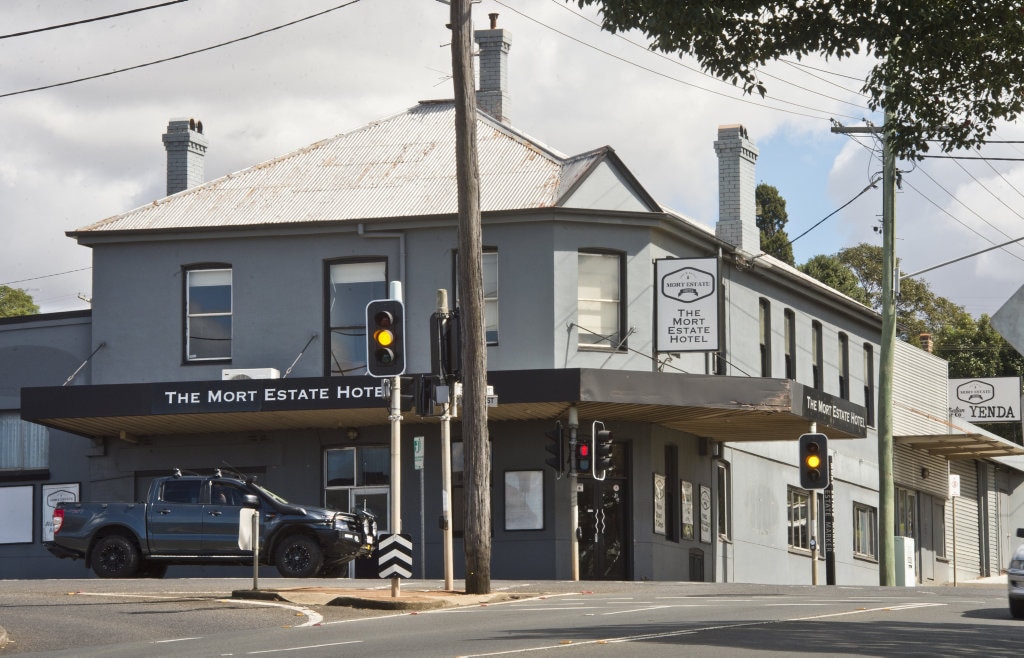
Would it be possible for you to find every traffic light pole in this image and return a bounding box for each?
[437,289,455,591]
[569,405,580,582]
[389,373,402,598]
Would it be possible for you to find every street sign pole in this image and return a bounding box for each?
[569,405,580,581]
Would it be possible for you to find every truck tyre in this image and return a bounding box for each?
[91,535,140,578]
[275,535,323,578]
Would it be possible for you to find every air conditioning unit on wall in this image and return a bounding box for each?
[222,368,281,381]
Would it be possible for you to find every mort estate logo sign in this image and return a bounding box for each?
[655,257,720,353]
[948,377,1021,423]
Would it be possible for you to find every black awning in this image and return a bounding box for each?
[22,369,868,443]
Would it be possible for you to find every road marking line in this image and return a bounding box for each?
[219,598,324,627]
[246,640,362,653]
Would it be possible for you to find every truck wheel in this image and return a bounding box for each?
[275,535,323,578]
[91,535,140,578]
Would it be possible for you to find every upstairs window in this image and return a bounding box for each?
[759,298,771,377]
[784,309,796,379]
[454,249,499,344]
[811,320,823,390]
[577,250,624,349]
[863,343,876,427]
[838,332,850,399]
[185,267,232,361]
[326,260,387,376]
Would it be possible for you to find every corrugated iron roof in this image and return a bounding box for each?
[73,102,610,235]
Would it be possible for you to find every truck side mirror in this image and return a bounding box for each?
[242,494,260,509]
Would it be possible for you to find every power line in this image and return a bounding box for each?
[491,0,859,122]
[1,266,92,286]
[0,0,188,40]
[544,0,869,112]
[0,0,363,99]
[788,176,881,246]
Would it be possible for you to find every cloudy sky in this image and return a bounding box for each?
[3,0,1024,318]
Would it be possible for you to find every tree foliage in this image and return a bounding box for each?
[798,254,869,306]
[755,183,794,266]
[572,1,1024,159]
[0,285,39,318]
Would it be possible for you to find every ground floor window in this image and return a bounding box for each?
[787,486,823,552]
[896,486,916,538]
[325,446,391,531]
[853,502,878,559]
[0,413,48,471]
[716,461,731,541]
[788,487,810,550]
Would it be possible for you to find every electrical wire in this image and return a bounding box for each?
[0,0,363,99]
[0,0,188,40]
[788,176,882,246]
[491,0,860,122]
[544,0,870,111]
[1,266,92,286]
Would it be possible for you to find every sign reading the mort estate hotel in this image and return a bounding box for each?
[656,257,720,353]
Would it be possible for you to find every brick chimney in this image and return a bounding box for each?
[713,124,760,255]
[162,117,208,196]
[474,13,511,124]
[919,333,933,353]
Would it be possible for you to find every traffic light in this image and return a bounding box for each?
[575,441,591,475]
[593,423,613,480]
[544,421,564,476]
[430,309,462,382]
[798,433,829,489]
[365,299,405,377]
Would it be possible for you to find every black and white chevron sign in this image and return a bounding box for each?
[377,533,413,579]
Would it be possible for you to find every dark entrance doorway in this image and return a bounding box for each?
[577,442,629,580]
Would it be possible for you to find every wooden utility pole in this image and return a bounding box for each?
[449,0,491,595]
[831,119,896,586]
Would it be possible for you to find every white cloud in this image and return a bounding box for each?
[2,0,1021,319]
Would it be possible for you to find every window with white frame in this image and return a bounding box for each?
[0,413,48,471]
[853,502,878,559]
[453,249,499,344]
[787,486,824,552]
[326,260,387,376]
[716,461,731,541]
[577,250,623,349]
[863,343,875,427]
[185,267,232,361]
[325,446,391,529]
[759,298,771,377]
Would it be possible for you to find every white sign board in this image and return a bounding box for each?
[42,483,79,542]
[413,435,424,471]
[948,377,1021,423]
[655,257,720,352]
[949,474,961,498]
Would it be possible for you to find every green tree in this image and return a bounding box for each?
[755,183,794,266]
[0,285,39,317]
[572,1,1024,159]
[798,254,868,305]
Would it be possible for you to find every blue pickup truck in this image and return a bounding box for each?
[45,470,376,579]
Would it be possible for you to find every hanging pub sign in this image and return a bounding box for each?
[655,257,720,353]
[948,377,1021,423]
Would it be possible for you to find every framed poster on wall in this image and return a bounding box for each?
[681,480,694,540]
[653,473,666,535]
[504,470,543,531]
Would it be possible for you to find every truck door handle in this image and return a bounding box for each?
[209,510,222,517]
[158,509,172,515]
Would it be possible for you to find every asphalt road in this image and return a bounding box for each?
[0,578,1018,656]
